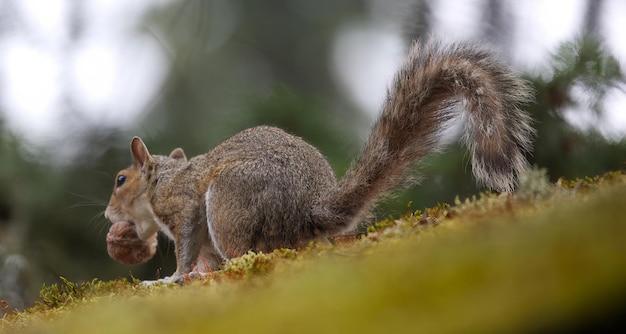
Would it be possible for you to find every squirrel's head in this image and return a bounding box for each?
[105,137,187,240]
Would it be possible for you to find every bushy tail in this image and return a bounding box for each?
[313,40,534,234]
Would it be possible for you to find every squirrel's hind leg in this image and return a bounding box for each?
[205,160,318,258]
[194,244,223,272]
[205,185,254,260]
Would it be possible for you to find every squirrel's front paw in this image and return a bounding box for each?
[142,273,183,286]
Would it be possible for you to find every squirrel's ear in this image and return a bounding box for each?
[130,136,152,168]
[169,147,187,161]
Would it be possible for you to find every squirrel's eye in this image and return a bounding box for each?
[116,175,127,187]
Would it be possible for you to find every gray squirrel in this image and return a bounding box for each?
[104,40,534,283]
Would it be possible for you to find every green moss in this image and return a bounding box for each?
[2,171,625,333]
[0,278,149,330]
[556,170,625,191]
[37,277,138,310]
[222,249,298,280]
[366,218,396,233]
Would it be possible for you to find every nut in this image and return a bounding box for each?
[106,221,157,265]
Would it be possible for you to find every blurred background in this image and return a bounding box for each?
[0,0,624,311]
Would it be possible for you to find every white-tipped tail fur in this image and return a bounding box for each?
[314,40,534,234]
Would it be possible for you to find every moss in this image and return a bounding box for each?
[221,248,299,280]
[0,278,149,330]
[556,170,625,191]
[2,171,625,333]
[366,218,396,233]
[36,277,138,310]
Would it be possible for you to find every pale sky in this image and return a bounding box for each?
[0,0,625,149]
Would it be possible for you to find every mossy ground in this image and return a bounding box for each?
[2,170,625,333]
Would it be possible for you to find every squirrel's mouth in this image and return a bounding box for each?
[127,221,148,240]
[132,220,160,241]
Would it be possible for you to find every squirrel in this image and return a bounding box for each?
[104,40,534,284]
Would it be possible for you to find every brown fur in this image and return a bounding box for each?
[104,40,533,282]
[313,40,533,234]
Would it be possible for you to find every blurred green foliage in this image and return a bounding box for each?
[0,0,624,310]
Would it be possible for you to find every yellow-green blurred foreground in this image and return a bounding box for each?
[2,171,625,333]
